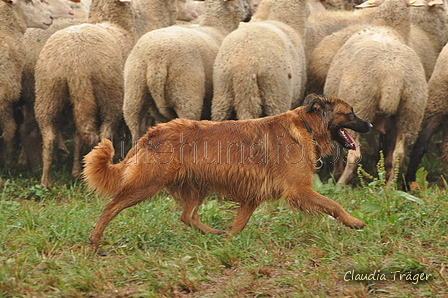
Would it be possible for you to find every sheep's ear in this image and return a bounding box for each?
[407,0,425,6]
[355,0,383,8]
[304,94,330,114]
[428,0,444,6]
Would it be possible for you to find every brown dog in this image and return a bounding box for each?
[83,94,372,248]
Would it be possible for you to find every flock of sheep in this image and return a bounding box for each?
[1,0,447,190]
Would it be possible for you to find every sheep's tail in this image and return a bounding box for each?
[83,139,123,197]
[211,68,235,121]
[146,60,168,119]
[378,76,403,115]
[67,76,99,146]
[232,72,262,120]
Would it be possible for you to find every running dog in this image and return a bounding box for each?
[83,94,372,248]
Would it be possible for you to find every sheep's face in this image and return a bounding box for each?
[230,0,252,22]
[10,0,53,29]
[248,0,260,13]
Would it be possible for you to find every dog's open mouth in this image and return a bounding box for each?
[339,128,357,150]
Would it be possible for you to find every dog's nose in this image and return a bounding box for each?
[367,122,373,131]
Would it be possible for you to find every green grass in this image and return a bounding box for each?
[0,164,447,297]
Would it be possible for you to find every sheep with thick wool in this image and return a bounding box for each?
[405,42,448,186]
[247,0,272,22]
[324,0,428,184]
[19,19,84,167]
[176,0,200,22]
[20,0,197,169]
[306,0,383,95]
[34,0,179,188]
[18,0,81,168]
[249,0,325,23]
[305,3,379,60]
[131,0,178,39]
[123,0,252,142]
[43,0,74,18]
[0,0,52,165]
[307,0,446,95]
[306,24,366,95]
[408,0,447,80]
[211,0,308,121]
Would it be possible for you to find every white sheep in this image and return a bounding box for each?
[249,0,325,23]
[34,0,179,187]
[307,0,446,95]
[305,2,379,60]
[323,0,428,184]
[248,0,260,12]
[70,0,91,20]
[405,42,448,186]
[123,0,252,142]
[18,0,80,169]
[43,0,74,19]
[211,0,308,121]
[18,0,197,169]
[177,0,201,22]
[0,0,52,165]
[306,24,366,95]
[132,0,178,39]
[308,0,326,13]
[247,0,272,22]
[409,0,447,80]
[307,0,382,94]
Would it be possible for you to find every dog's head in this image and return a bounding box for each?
[303,94,373,150]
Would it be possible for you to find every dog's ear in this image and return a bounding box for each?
[304,94,331,114]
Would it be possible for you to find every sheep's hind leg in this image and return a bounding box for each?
[441,123,448,162]
[0,102,16,163]
[385,133,405,186]
[71,132,83,178]
[337,134,361,184]
[39,124,56,188]
[405,115,443,185]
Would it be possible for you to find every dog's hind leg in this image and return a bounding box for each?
[174,188,226,235]
[286,187,365,229]
[228,203,259,235]
[89,186,159,249]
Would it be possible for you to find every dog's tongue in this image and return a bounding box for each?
[340,128,356,150]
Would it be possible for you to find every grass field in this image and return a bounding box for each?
[0,158,447,297]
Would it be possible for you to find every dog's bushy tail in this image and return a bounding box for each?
[83,139,124,197]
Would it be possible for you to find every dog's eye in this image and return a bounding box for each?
[346,112,355,120]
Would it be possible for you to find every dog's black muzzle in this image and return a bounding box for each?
[350,115,373,133]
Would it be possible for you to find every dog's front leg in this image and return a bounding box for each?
[286,187,365,229]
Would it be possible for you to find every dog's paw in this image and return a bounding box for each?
[348,219,366,229]
[210,229,227,235]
